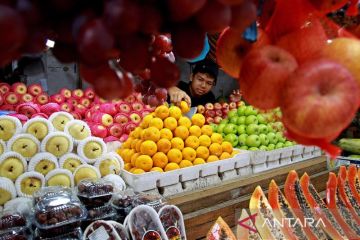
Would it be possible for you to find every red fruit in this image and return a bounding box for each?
[108,123,123,138]
[68,98,78,106]
[60,88,72,99]
[11,82,27,94]
[74,104,87,117]
[71,89,84,100]
[90,124,108,138]
[0,83,11,95]
[60,102,72,112]
[308,0,347,14]
[214,116,222,124]
[114,113,129,126]
[140,110,150,118]
[205,110,215,118]
[147,95,159,107]
[152,35,172,54]
[84,88,95,99]
[215,109,222,117]
[167,0,206,22]
[150,57,180,88]
[99,103,117,116]
[154,88,168,101]
[197,105,205,114]
[50,94,65,104]
[80,98,91,108]
[16,103,40,118]
[104,136,119,143]
[0,104,15,111]
[172,24,206,59]
[118,103,131,114]
[240,45,298,110]
[119,134,129,142]
[0,94,3,105]
[124,122,136,134]
[214,102,222,110]
[71,111,82,120]
[21,93,34,103]
[205,103,214,110]
[40,103,60,116]
[206,117,215,124]
[129,112,141,124]
[124,95,136,103]
[131,102,144,112]
[8,113,28,124]
[221,103,229,110]
[229,102,237,109]
[35,93,49,105]
[31,113,48,119]
[4,92,19,105]
[92,112,114,126]
[222,108,229,116]
[230,1,257,32]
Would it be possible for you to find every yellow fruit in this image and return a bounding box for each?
[157,138,172,154]
[167,149,182,164]
[150,167,164,172]
[209,143,222,157]
[179,160,193,168]
[135,140,143,153]
[163,117,177,131]
[231,150,240,157]
[160,128,173,140]
[199,135,211,147]
[124,163,132,171]
[174,126,189,140]
[149,117,163,130]
[196,146,209,159]
[168,106,182,120]
[220,152,231,160]
[155,105,169,119]
[171,137,184,150]
[211,133,223,144]
[164,163,180,172]
[182,147,196,161]
[207,155,219,162]
[140,140,157,156]
[118,148,127,159]
[185,136,200,149]
[123,149,135,163]
[116,148,123,156]
[122,138,132,149]
[189,125,201,137]
[133,169,146,174]
[201,125,213,136]
[140,115,154,128]
[130,127,142,139]
[135,155,153,171]
[152,152,168,168]
[142,127,160,142]
[191,113,205,127]
[131,139,139,149]
[129,168,136,173]
[179,101,190,113]
[193,158,206,165]
[131,153,140,166]
[178,116,191,128]
[221,141,233,154]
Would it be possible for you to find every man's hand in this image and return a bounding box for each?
[168,86,191,106]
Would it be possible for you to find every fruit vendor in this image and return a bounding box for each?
[168,59,218,106]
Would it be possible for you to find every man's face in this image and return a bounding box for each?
[190,72,215,96]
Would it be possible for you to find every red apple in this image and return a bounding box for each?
[119,134,129,142]
[9,113,28,124]
[147,95,159,107]
[129,112,141,124]
[124,94,136,103]
[124,122,136,134]
[31,113,48,119]
[50,94,65,104]
[140,110,150,118]
[206,117,215,124]
[60,88,72,99]
[214,102,222,110]
[215,109,222,117]
[114,113,129,125]
[229,102,237,109]
[131,102,144,112]
[80,98,91,107]
[40,103,60,116]
[221,103,229,110]
[68,98,78,106]
[71,111,82,120]
[205,103,214,110]
[84,88,95,99]
[0,94,3,105]
[237,101,245,107]
[108,123,123,138]
[92,112,114,126]
[4,92,19,105]
[214,116,223,124]
[11,82,27,94]
[16,103,40,118]
[103,136,119,143]
[36,93,49,105]
[118,102,131,113]
[99,103,117,116]
[21,93,34,103]
[28,84,43,96]
[240,45,298,110]
[60,102,72,112]
[72,89,84,99]
[74,104,87,117]
[0,83,11,95]
[205,109,215,118]
[0,104,15,111]
[197,105,205,114]
[222,108,229,116]
[281,59,360,141]
[90,123,108,138]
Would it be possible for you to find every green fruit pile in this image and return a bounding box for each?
[211,103,295,151]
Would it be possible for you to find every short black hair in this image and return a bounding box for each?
[191,59,219,84]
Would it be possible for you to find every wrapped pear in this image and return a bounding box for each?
[0,177,17,205]
[94,152,124,177]
[64,119,91,144]
[22,117,54,141]
[0,152,27,181]
[59,153,86,173]
[15,171,45,197]
[41,132,73,158]
[0,116,22,141]
[28,153,59,176]
[7,133,40,160]
[48,112,74,131]
[73,165,100,186]
[77,137,107,164]
[45,169,74,188]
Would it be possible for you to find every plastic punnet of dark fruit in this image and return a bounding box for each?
[34,227,82,240]
[86,205,117,222]
[128,205,167,240]
[111,189,136,222]
[33,186,73,205]
[158,205,186,239]
[83,220,120,240]
[76,178,115,208]
[107,220,130,240]
[132,192,166,212]
[0,212,27,231]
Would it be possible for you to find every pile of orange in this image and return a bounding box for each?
[117,103,239,174]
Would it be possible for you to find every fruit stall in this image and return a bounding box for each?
[1,0,360,239]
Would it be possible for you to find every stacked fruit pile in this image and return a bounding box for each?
[214,103,295,150]
[0,114,125,207]
[117,104,238,174]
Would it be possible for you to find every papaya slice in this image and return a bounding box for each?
[236,209,262,240]
[268,180,307,240]
[249,185,286,240]
[300,172,348,239]
[326,172,360,238]
[284,170,328,240]
[207,216,236,240]
[338,166,360,217]
[347,164,360,205]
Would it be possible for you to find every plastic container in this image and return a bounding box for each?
[86,205,117,221]
[111,189,136,223]
[132,192,166,212]
[158,205,186,240]
[33,186,73,205]
[83,220,121,240]
[0,227,32,240]
[0,212,27,232]
[128,205,168,240]
[107,221,129,240]
[34,227,82,240]
[76,179,115,208]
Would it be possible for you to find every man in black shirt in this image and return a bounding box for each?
[168,59,218,106]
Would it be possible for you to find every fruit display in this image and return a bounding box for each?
[0,212,31,240]
[76,179,115,208]
[83,220,123,240]
[158,205,186,240]
[339,138,360,154]
[118,104,239,174]
[207,216,236,240]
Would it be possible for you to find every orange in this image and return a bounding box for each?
[207,155,219,162]
[131,153,141,166]
[182,147,196,161]
[163,117,177,131]
[152,152,168,168]
[142,127,160,142]
[149,117,163,130]
[196,146,209,159]
[171,137,184,150]
[122,138,132,149]
[191,113,205,127]
[124,163,132,171]
[209,143,222,157]
[167,149,183,164]
[133,168,146,174]
[164,163,180,172]
[150,167,164,172]
[118,148,127,160]
[155,105,169,119]
[169,106,182,120]
[129,168,136,173]
[131,139,139,150]
[178,116,191,128]
[193,158,206,165]
[231,150,240,157]
[140,140,158,156]
[160,128,173,140]
[140,114,153,128]
[123,149,135,163]
[189,125,201,137]
[179,160,193,168]
[174,126,189,140]
[135,155,153,171]
[157,138,172,154]
[220,152,231,160]
[221,141,233,154]
[179,101,190,113]
[210,133,223,144]
[185,136,200,149]
[130,127,142,139]
[135,140,143,153]
[201,125,213,136]
[199,135,211,147]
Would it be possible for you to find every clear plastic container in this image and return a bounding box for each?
[33,186,73,205]
[0,212,27,232]
[128,205,168,240]
[131,192,166,212]
[159,205,187,240]
[0,226,32,240]
[107,221,129,240]
[34,227,82,240]
[86,205,117,221]
[111,189,136,222]
[83,220,120,240]
[76,179,115,208]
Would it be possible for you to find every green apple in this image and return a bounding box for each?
[284,141,293,147]
[267,132,278,144]
[227,110,238,118]
[224,123,237,134]
[246,135,261,148]
[259,145,268,151]
[239,146,248,150]
[275,142,284,149]
[210,123,218,132]
[258,124,268,134]
[267,124,274,133]
[259,134,269,146]
[237,106,246,116]
[220,119,228,124]
[237,125,246,135]
[246,124,259,135]
[267,144,275,150]
[238,134,248,146]
[257,114,267,124]
[224,133,238,147]
[217,123,226,134]
[276,132,286,143]
[229,116,238,124]
[237,116,246,125]
[244,106,255,116]
[245,115,258,125]
[249,147,259,151]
